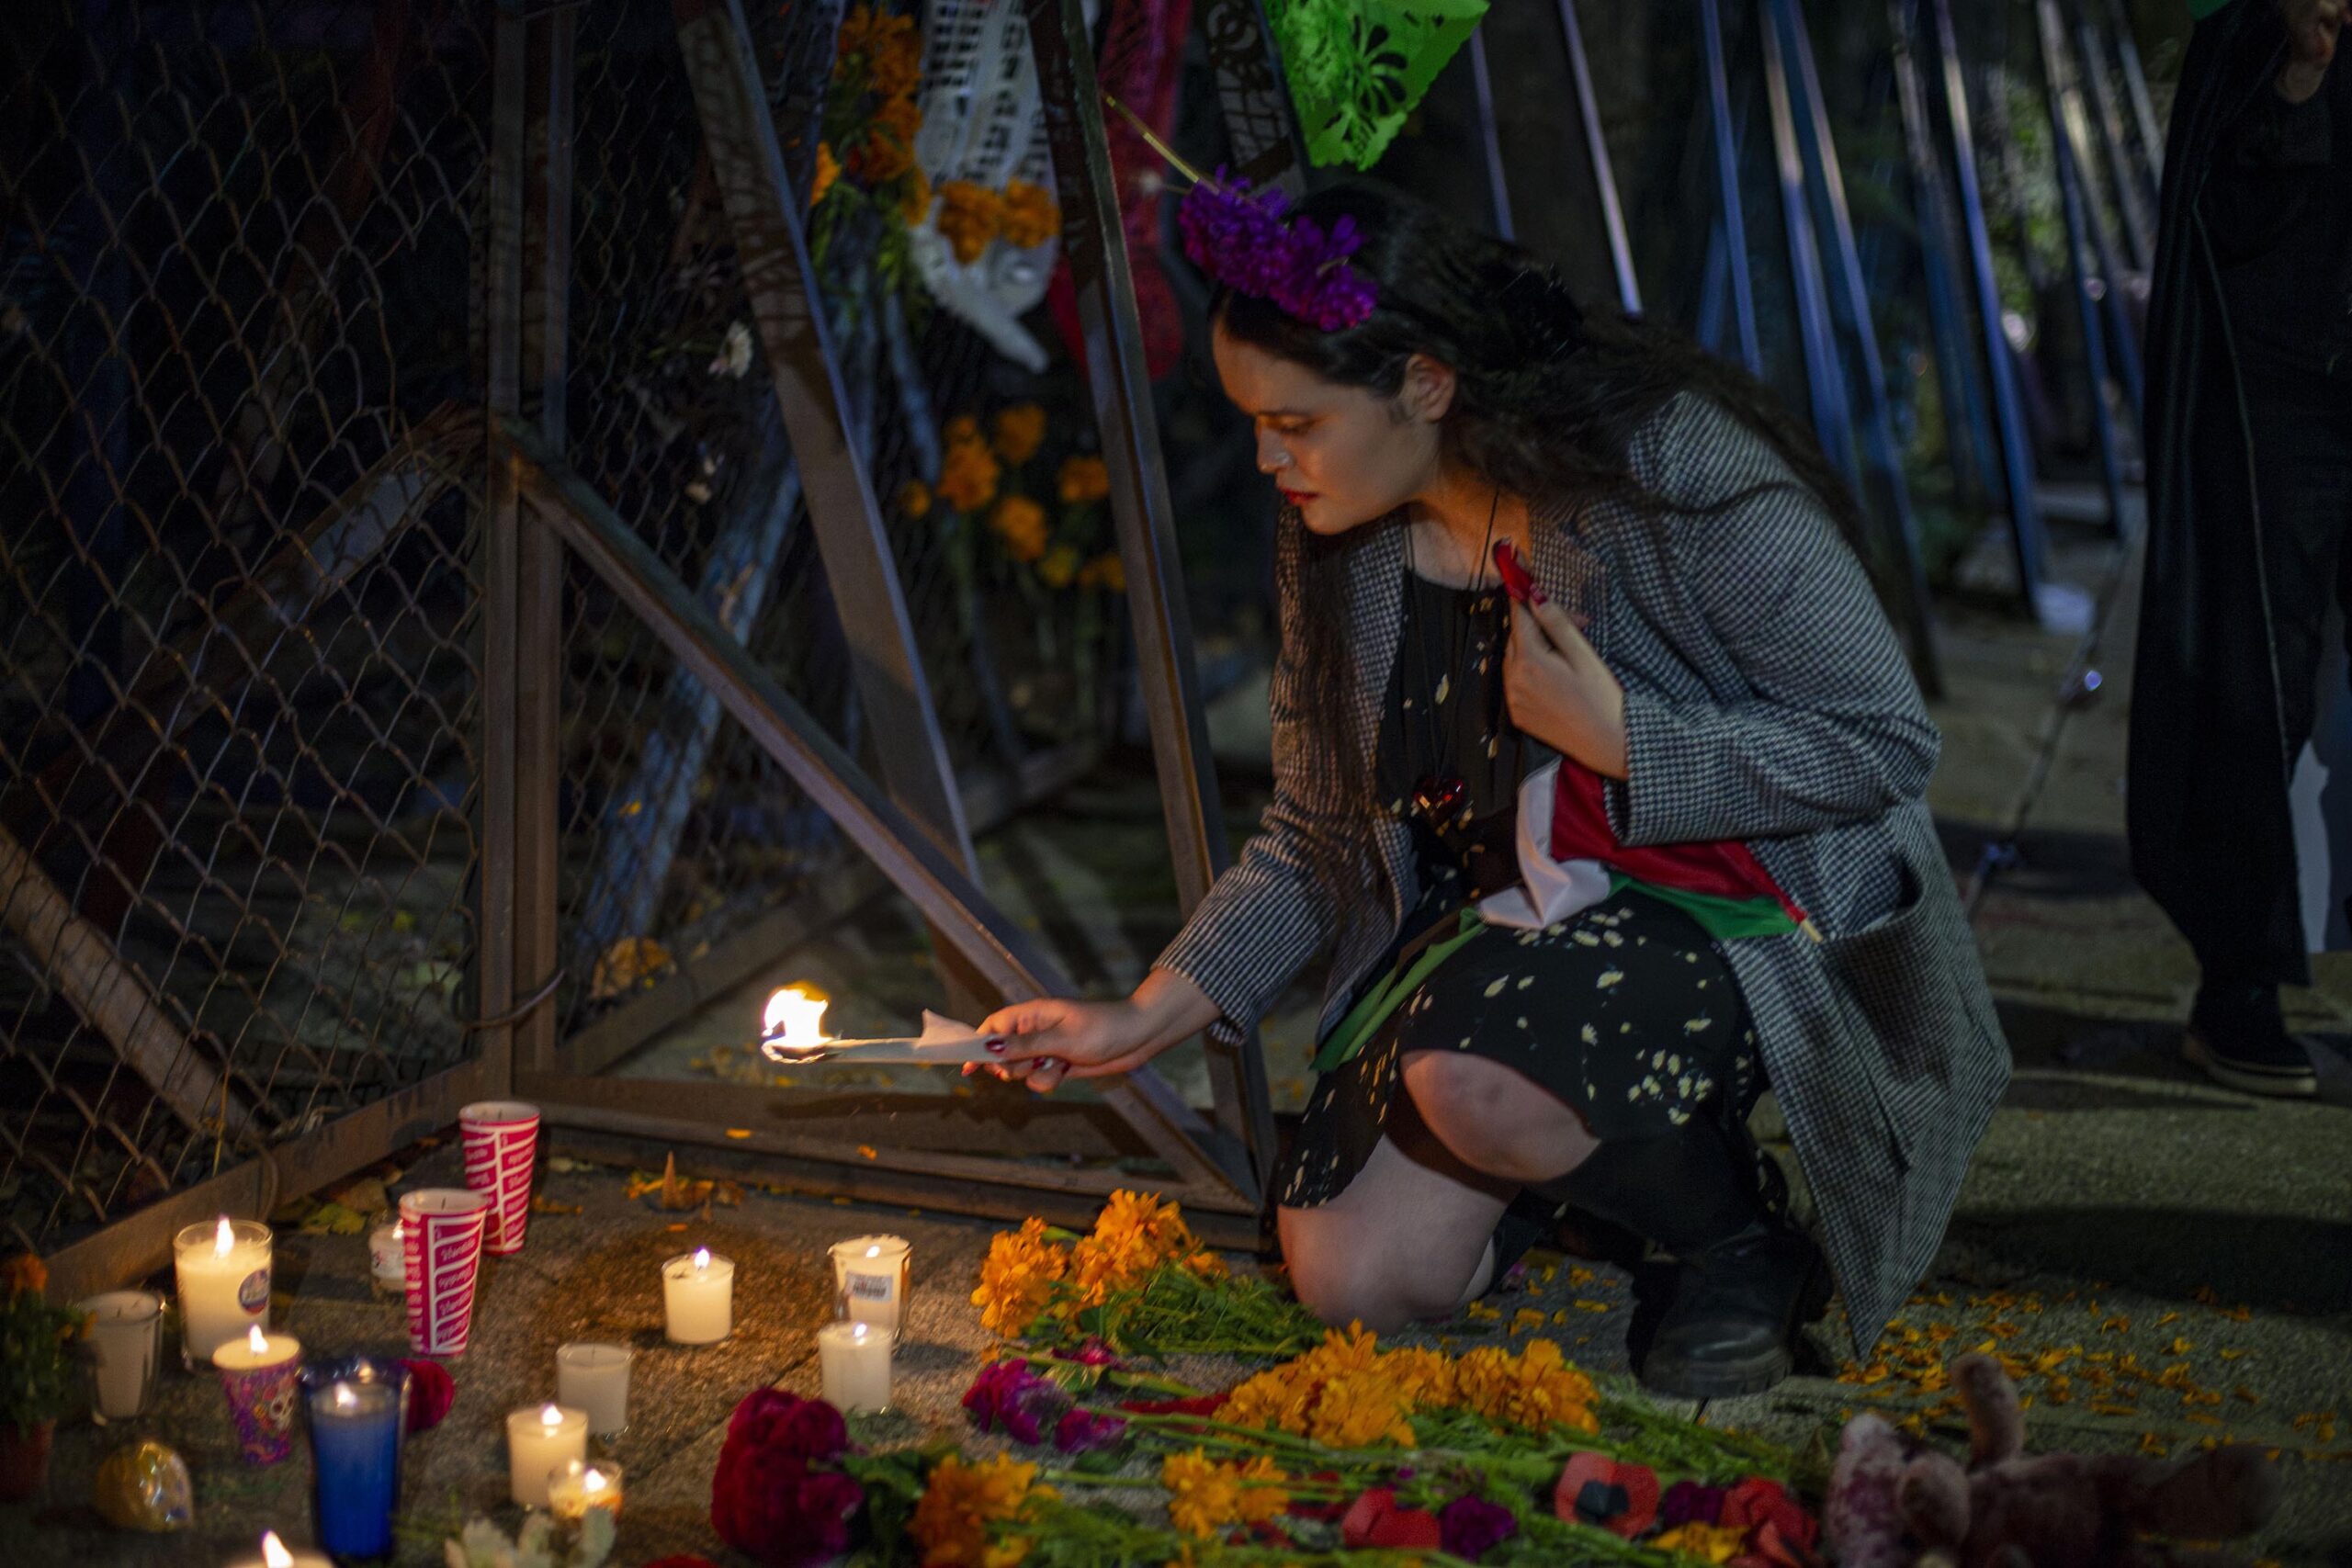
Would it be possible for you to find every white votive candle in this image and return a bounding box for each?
[546,1458,625,1523]
[226,1529,334,1568]
[367,1223,405,1294]
[555,1342,633,1436]
[662,1247,734,1344]
[212,1322,302,1373]
[76,1290,161,1422]
[173,1215,272,1365]
[816,1320,891,1413]
[505,1403,588,1507]
[830,1235,911,1343]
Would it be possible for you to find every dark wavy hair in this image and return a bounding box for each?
[1208,179,1875,904]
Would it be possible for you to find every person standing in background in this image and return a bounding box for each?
[2132,0,2348,1097]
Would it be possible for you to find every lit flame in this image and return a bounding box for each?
[540,1403,563,1429]
[262,1533,294,1568]
[694,1247,711,1272]
[214,1215,235,1257]
[851,1322,869,1343]
[334,1382,357,1412]
[584,1467,609,1495]
[247,1325,269,1357]
[763,984,830,1048]
[865,1244,880,1258]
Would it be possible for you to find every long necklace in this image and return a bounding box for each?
[1402,488,1502,833]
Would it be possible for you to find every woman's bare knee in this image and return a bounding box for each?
[1402,1049,1599,1185]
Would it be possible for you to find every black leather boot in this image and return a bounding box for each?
[1532,1118,1830,1398]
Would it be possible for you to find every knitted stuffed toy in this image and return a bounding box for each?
[1826,1353,2280,1568]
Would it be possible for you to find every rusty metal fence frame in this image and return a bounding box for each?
[13,0,1288,1302]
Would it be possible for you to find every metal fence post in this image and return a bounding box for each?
[1924,0,2052,616]
[1558,0,1641,311]
[1700,0,1763,375]
[1024,0,1273,1197]
[1197,0,1306,196]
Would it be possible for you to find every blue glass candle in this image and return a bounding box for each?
[306,1379,400,1558]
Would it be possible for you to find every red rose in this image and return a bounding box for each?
[1342,1488,1443,1550]
[712,1390,864,1565]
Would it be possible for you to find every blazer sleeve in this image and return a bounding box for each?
[1151,520,1351,1041]
[1602,398,1941,847]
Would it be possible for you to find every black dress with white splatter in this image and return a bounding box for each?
[1273,570,1764,1211]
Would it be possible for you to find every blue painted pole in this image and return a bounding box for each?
[1775,0,1941,693]
[1926,0,2051,613]
[1556,0,1640,310]
[1758,0,1857,486]
[1699,0,1762,373]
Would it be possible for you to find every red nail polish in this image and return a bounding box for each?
[1531,588,1548,606]
[986,1037,1005,1054]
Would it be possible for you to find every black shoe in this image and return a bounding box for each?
[1530,1115,1828,1397]
[2185,982,2318,1099]
[1639,1225,1832,1398]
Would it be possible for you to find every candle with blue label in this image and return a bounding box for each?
[306,1379,400,1558]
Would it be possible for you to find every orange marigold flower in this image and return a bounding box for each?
[944,413,982,446]
[898,164,934,226]
[937,434,1001,513]
[836,5,919,85]
[873,94,922,154]
[910,1453,1055,1568]
[1057,455,1109,504]
[869,31,922,99]
[1077,551,1127,593]
[898,479,933,519]
[936,180,1004,264]
[999,179,1060,248]
[989,494,1049,563]
[971,1217,1067,1337]
[853,128,912,184]
[1,1253,46,1300]
[810,141,842,207]
[1037,544,1080,589]
[992,403,1047,463]
[1162,1450,1288,1539]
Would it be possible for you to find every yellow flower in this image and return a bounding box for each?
[944,413,982,446]
[911,1453,1057,1567]
[837,5,920,85]
[1161,1450,1288,1539]
[1037,544,1080,589]
[992,403,1047,463]
[1067,1190,1207,1304]
[1223,1326,1419,1448]
[870,33,923,100]
[989,495,1050,565]
[937,180,1004,264]
[999,179,1060,248]
[1077,552,1126,592]
[899,479,933,519]
[1653,1524,1749,1563]
[971,1217,1068,1336]
[811,141,842,207]
[1057,455,1110,504]
[1,1254,46,1300]
[938,434,1001,513]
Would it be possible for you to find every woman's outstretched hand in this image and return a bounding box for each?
[1505,592,1629,779]
[970,968,1219,1094]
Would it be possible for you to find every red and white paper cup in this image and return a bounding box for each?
[459,1100,540,1256]
[399,1188,492,1357]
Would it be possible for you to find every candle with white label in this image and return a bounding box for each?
[829,1235,910,1344]
[816,1320,891,1412]
[226,1530,334,1568]
[174,1215,272,1366]
[547,1458,625,1523]
[555,1342,632,1436]
[505,1403,587,1507]
[662,1248,734,1344]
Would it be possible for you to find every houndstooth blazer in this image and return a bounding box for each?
[1156,392,2009,1354]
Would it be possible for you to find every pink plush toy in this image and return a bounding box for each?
[1826,1352,2279,1568]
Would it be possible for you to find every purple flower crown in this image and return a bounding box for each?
[1176,170,1377,332]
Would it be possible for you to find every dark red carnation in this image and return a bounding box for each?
[1342,1487,1443,1550]
[712,1390,863,1565]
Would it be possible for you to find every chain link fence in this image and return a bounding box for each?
[0,0,493,1255]
[0,0,1272,1260]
